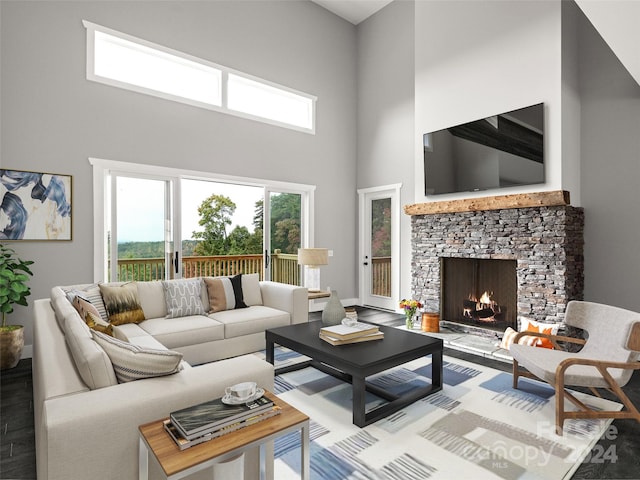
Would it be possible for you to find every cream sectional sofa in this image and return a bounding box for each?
[33,277,307,480]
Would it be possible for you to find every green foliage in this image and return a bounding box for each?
[118,241,198,259]
[253,199,264,231]
[371,198,391,257]
[192,194,236,255]
[269,193,301,253]
[227,226,261,254]
[116,192,300,260]
[0,244,34,328]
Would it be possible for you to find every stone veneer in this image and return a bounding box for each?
[411,205,584,326]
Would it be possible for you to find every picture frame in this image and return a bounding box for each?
[0,168,72,241]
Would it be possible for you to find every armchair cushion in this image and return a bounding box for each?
[510,344,623,387]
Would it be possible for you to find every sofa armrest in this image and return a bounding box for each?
[260,281,308,325]
[40,355,273,480]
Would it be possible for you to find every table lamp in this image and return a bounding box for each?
[297,248,329,292]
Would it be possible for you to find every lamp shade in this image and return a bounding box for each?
[297,248,329,266]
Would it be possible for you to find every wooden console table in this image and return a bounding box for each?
[138,391,309,480]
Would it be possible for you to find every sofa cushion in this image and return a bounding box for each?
[92,331,183,383]
[162,278,207,318]
[210,305,290,338]
[99,282,146,325]
[136,280,167,319]
[64,313,118,389]
[242,273,263,306]
[137,316,225,349]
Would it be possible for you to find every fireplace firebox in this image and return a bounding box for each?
[441,257,517,331]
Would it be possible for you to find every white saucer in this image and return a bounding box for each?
[221,388,265,405]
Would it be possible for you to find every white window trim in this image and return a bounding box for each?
[89,157,316,282]
[83,20,317,134]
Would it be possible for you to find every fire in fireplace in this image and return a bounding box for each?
[441,257,517,331]
[463,291,505,323]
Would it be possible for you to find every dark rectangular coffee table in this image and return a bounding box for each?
[265,321,443,427]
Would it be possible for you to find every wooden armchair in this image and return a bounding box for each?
[511,301,640,435]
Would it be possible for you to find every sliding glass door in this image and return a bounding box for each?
[98,162,311,285]
[108,174,177,281]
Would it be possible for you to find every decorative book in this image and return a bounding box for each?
[170,395,273,440]
[319,322,379,340]
[319,331,384,346]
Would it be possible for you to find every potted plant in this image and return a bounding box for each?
[0,244,34,369]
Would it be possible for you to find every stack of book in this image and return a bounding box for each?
[319,322,384,345]
[164,395,281,450]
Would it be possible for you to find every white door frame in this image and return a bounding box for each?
[357,184,401,310]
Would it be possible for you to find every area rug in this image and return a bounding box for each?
[260,348,621,480]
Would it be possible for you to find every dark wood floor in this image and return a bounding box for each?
[2,307,639,479]
[0,357,35,480]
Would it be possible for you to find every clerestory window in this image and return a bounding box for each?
[84,21,316,133]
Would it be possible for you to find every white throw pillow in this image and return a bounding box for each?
[92,331,183,383]
[242,273,263,306]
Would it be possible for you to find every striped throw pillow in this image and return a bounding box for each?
[92,331,183,383]
[204,274,248,312]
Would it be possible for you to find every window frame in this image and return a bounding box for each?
[89,157,316,283]
[84,21,317,134]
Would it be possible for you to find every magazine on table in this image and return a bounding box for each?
[164,405,282,450]
[170,394,273,440]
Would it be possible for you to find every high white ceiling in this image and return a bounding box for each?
[311,0,393,25]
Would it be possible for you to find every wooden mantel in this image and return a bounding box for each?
[404,190,570,216]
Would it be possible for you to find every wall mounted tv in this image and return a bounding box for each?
[423,103,544,196]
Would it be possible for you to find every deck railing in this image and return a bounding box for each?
[114,254,392,297]
[114,252,300,285]
[371,256,392,297]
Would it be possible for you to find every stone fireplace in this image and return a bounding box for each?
[407,192,584,334]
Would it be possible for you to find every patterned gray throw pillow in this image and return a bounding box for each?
[162,278,207,318]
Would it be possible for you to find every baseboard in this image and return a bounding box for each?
[309,297,359,313]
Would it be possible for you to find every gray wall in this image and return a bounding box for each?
[356,0,414,301]
[0,1,357,353]
[3,0,639,357]
[358,0,640,313]
[577,9,640,311]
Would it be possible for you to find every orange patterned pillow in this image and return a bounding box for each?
[525,322,554,348]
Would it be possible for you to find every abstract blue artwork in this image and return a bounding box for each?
[0,169,72,240]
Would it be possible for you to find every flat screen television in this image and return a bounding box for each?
[423,103,544,196]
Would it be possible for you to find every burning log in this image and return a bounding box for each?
[462,291,505,323]
[476,308,495,319]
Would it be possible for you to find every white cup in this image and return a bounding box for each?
[226,381,257,400]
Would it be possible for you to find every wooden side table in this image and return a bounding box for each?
[307,290,330,300]
[138,392,309,480]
